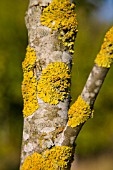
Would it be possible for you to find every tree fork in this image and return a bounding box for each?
[20,0,113,169]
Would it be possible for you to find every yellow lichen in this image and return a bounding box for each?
[22,46,39,117]
[37,62,71,105]
[95,26,113,68]
[41,0,78,53]
[21,146,73,170]
[22,46,36,71]
[68,96,92,128]
[43,146,73,169]
[21,152,45,170]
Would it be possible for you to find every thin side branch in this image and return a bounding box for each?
[58,26,113,147]
[57,64,109,146]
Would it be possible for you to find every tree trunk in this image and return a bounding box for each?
[20,0,113,169]
[20,0,77,169]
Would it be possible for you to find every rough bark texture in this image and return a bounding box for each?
[20,0,73,167]
[57,65,109,146]
[20,0,113,169]
[81,64,109,107]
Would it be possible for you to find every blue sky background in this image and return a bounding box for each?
[98,0,113,21]
[94,0,113,22]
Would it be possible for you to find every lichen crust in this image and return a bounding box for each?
[95,26,113,68]
[40,0,78,53]
[68,96,92,128]
[37,62,71,105]
[21,146,73,170]
[22,46,39,117]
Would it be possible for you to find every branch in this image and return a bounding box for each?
[20,0,113,169]
[57,64,109,146]
[57,26,113,147]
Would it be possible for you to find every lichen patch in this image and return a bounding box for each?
[21,146,73,170]
[68,96,92,128]
[40,0,78,53]
[95,26,113,68]
[22,46,39,117]
[37,62,71,105]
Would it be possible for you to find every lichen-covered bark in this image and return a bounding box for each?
[58,29,113,149]
[56,26,113,146]
[20,0,77,169]
[57,65,109,146]
[20,0,113,169]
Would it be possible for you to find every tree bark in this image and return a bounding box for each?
[20,0,77,169]
[20,0,113,169]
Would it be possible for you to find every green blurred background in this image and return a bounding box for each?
[0,0,113,169]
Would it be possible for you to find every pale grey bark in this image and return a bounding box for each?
[20,0,111,169]
[81,64,109,107]
[20,0,72,166]
[57,64,109,147]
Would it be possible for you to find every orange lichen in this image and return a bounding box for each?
[95,26,113,68]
